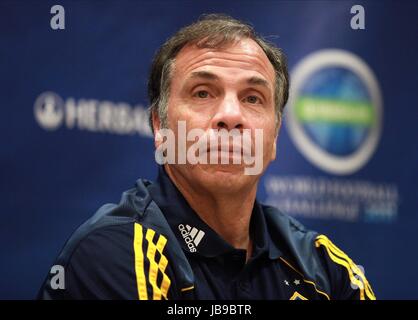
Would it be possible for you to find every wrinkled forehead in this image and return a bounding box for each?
[172,38,276,85]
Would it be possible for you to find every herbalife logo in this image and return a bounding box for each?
[33,91,152,136]
[178,224,205,253]
[34,92,65,130]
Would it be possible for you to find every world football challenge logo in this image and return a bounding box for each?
[286,50,383,175]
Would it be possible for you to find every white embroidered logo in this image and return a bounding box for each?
[178,224,205,253]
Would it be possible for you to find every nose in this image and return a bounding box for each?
[211,93,245,131]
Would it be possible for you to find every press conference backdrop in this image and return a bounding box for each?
[1,0,417,299]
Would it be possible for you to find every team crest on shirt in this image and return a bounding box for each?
[289,291,308,300]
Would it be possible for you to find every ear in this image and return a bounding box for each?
[152,111,162,149]
[271,138,277,161]
[271,117,282,161]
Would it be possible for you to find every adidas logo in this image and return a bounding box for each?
[178,224,205,253]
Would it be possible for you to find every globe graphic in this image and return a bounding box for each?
[295,67,375,156]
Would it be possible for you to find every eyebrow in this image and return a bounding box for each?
[188,71,271,89]
[189,71,220,81]
[246,76,270,89]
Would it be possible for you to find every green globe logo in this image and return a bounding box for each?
[286,50,383,175]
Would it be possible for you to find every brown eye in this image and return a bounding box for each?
[195,90,209,98]
[246,95,260,104]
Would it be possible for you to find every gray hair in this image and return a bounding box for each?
[147,13,289,133]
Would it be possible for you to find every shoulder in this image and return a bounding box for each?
[313,234,376,300]
[38,180,188,300]
[262,204,318,259]
[261,204,376,300]
[52,180,158,270]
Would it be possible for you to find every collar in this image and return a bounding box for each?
[147,165,282,260]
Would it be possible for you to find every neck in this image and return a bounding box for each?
[165,165,257,260]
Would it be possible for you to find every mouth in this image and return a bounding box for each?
[202,131,254,158]
[201,146,254,166]
[207,145,239,152]
[206,146,246,156]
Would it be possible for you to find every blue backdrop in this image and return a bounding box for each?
[1,0,417,299]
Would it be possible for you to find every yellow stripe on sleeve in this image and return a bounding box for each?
[145,229,162,300]
[156,234,171,299]
[315,235,376,300]
[145,229,172,300]
[133,223,148,300]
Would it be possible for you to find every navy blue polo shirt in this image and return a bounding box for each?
[147,166,326,300]
[38,165,376,300]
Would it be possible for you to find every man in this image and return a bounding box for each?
[38,14,375,300]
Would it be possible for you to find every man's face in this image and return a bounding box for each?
[154,38,280,194]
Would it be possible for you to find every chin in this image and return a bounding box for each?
[199,164,252,189]
[203,163,244,174]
